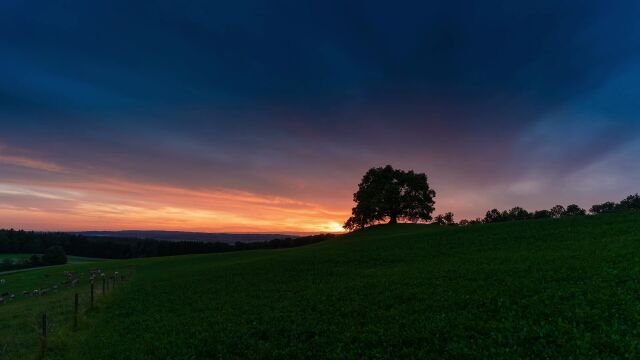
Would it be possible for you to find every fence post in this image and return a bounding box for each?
[74,293,79,329]
[90,282,94,309]
[103,277,106,294]
[40,312,48,358]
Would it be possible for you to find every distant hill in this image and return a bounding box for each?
[75,230,298,244]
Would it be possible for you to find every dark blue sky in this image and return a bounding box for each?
[1,0,640,231]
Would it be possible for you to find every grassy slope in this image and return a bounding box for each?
[0,259,132,359]
[6,212,640,358]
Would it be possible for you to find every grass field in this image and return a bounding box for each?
[3,212,640,358]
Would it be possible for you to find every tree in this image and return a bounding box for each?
[619,194,640,210]
[589,201,617,214]
[532,209,552,219]
[549,205,566,218]
[433,212,454,225]
[442,212,455,225]
[29,254,42,266]
[42,245,67,265]
[565,204,586,216]
[484,209,506,223]
[507,207,530,221]
[344,165,436,230]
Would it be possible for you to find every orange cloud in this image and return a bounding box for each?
[0,144,65,173]
[0,176,349,233]
[0,154,65,172]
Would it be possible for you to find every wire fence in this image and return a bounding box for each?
[37,269,134,359]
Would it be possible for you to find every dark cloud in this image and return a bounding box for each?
[1,0,640,225]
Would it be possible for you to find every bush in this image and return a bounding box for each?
[42,245,68,265]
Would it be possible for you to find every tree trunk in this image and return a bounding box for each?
[388,214,398,224]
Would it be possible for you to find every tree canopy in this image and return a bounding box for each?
[344,165,436,230]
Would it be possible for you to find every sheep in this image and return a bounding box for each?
[71,279,80,287]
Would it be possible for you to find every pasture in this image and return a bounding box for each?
[3,212,640,358]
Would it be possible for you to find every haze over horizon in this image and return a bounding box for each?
[1,1,640,232]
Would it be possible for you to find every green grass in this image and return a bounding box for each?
[3,212,640,359]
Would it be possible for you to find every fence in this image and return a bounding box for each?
[36,270,132,359]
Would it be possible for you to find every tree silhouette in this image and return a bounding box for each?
[42,245,67,265]
[549,205,566,218]
[433,212,454,225]
[484,209,506,223]
[507,207,530,220]
[619,194,640,210]
[532,209,552,219]
[589,201,617,214]
[344,165,435,230]
[442,212,455,225]
[565,204,586,216]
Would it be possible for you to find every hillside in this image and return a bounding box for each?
[3,212,640,358]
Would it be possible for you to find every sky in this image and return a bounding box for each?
[1,0,640,233]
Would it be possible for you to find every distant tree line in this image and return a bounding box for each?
[434,193,640,226]
[0,230,336,260]
[343,165,640,231]
[0,245,67,272]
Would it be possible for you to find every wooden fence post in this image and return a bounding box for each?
[74,293,79,329]
[40,312,48,358]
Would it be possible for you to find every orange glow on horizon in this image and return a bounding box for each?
[0,171,349,234]
[0,146,350,233]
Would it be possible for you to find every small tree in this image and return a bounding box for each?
[344,165,436,230]
[507,207,530,221]
[549,205,566,218]
[589,201,617,214]
[433,213,454,225]
[484,209,506,223]
[619,194,640,210]
[29,254,42,266]
[433,214,446,225]
[42,246,67,265]
[565,204,586,216]
[442,212,455,225]
[532,209,552,219]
